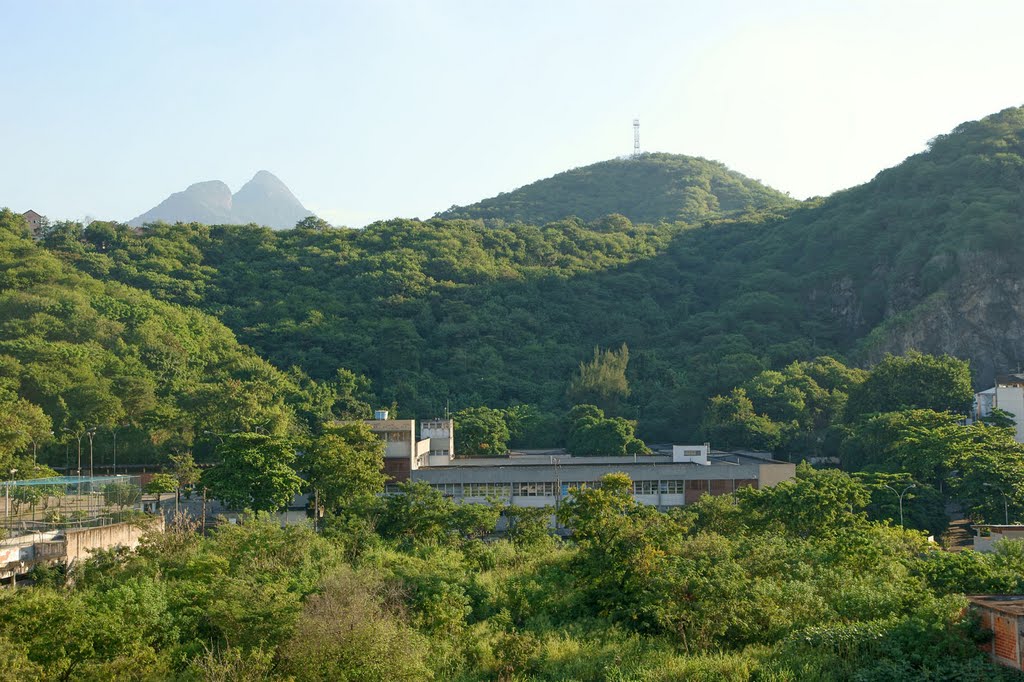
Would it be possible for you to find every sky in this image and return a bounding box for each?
[2,0,1023,227]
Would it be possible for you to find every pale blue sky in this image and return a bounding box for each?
[2,1,1022,227]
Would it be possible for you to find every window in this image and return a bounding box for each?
[632,480,658,495]
[661,480,685,494]
[686,480,709,491]
[429,449,450,458]
[431,483,462,497]
[513,481,556,497]
[384,483,401,494]
[464,482,511,498]
[683,449,702,458]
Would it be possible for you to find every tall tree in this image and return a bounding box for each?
[567,344,631,415]
[201,433,303,512]
[304,422,386,517]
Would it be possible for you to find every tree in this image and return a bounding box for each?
[453,406,510,456]
[144,473,178,510]
[700,388,782,451]
[104,481,141,509]
[736,463,871,538]
[201,433,303,512]
[567,344,631,414]
[846,352,973,421]
[304,422,386,517]
[566,404,648,456]
[169,451,201,497]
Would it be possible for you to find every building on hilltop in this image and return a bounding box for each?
[21,209,46,238]
[975,374,1024,442]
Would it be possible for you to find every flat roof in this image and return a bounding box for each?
[363,419,415,431]
[422,450,786,470]
[968,595,1024,616]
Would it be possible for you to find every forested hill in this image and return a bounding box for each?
[32,106,1024,444]
[717,104,1024,382]
[0,209,339,468]
[436,152,800,225]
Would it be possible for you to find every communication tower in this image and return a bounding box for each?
[633,119,640,157]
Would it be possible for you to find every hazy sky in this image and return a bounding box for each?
[3,1,1023,227]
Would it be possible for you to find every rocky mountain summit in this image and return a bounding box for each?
[129,171,311,229]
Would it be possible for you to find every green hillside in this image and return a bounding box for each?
[0,210,343,470]
[35,106,1024,444]
[436,152,800,225]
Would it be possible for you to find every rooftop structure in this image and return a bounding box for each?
[975,374,1024,442]
[968,595,1024,670]
[408,443,794,511]
[973,525,1024,553]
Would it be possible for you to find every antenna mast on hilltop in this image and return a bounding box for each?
[633,119,641,157]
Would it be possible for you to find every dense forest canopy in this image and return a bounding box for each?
[15,106,1024,449]
[0,211,371,469]
[436,152,800,225]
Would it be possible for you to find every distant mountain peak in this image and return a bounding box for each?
[129,172,312,229]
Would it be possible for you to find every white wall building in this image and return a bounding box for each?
[975,374,1024,443]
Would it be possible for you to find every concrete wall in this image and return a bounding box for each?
[758,462,797,488]
[64,518,163,565]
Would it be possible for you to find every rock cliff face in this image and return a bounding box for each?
[129,171,312,229]
[856,252,1024,386]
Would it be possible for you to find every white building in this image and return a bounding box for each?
[975,374,1024,442]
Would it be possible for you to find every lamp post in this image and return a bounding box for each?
[984,483,1011,525]
[14,431,38,463]
[4,468,17,522]
[86,428,97,479]
[61,428,85,476]
[881,482,916,528]
[111,424,127,476]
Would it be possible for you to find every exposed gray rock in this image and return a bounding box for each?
[129,172,312,229]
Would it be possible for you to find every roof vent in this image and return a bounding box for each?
[374,409,389,420]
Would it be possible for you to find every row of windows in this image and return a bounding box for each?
[464,482,512,498]
[404,480,747,498]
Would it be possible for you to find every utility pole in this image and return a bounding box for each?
[313,488,320,533]
[201,487,208,532]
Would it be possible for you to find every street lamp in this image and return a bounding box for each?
[111,423,127,476]
[881,482,916,528]
[86,428,97,478]
[978,481,1011,522]
[203,430,225,445]
[4,468,17,522]
[61,428,85,477]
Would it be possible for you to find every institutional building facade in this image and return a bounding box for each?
[356,413,796,510]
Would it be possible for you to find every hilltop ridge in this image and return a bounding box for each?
[436,152,800,225]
